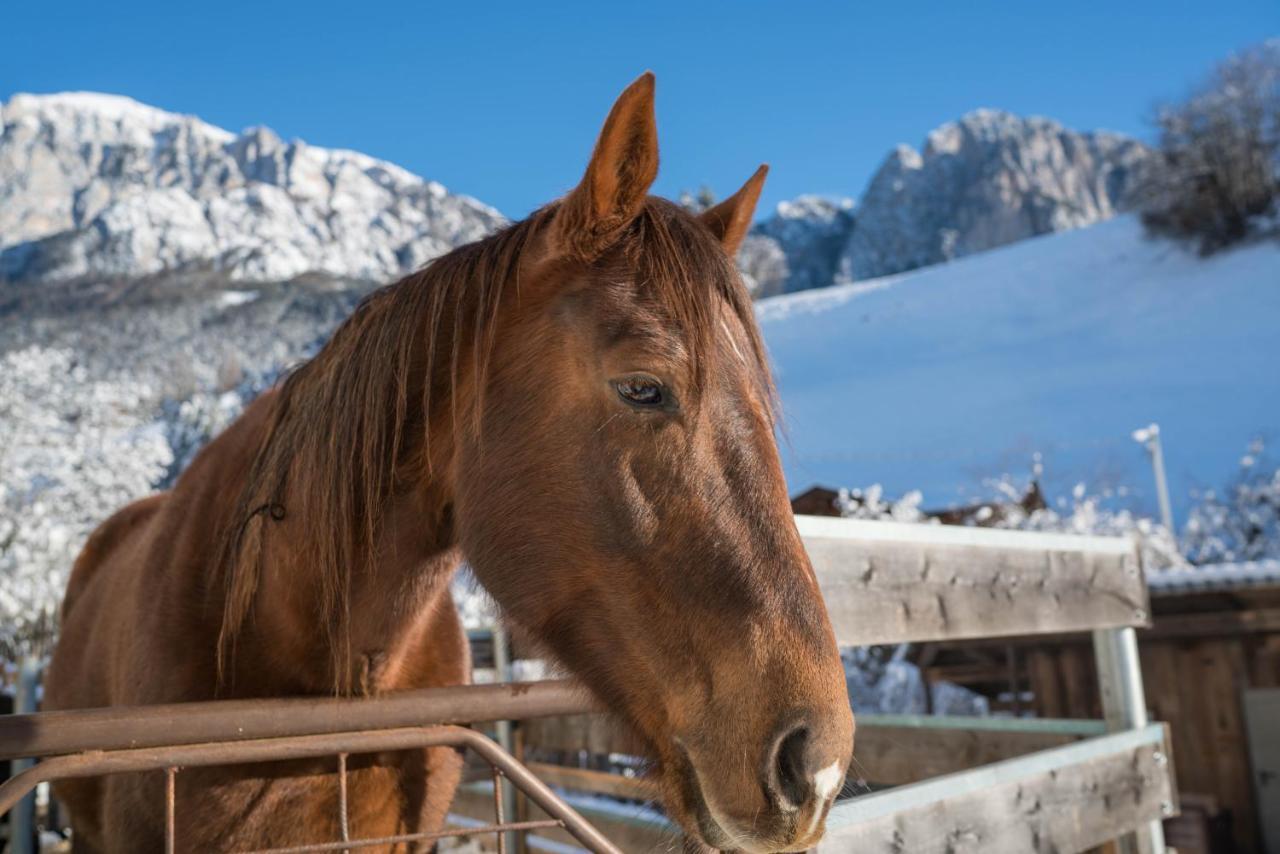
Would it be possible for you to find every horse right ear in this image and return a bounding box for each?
[555,72,659,259]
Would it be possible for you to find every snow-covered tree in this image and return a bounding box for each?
[1183,439,1280,563]
[1140,40,1280,252]
[0,346,173,658]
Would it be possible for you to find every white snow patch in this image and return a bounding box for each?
[756,216,1280,518]
[218,289,260,308]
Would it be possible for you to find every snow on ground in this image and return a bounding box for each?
[757,216,1280,518]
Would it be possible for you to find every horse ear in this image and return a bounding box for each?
[700,165,768,255]
[557,72,659,258]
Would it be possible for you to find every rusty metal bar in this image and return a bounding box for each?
[242,819,564,853]
[0,680,595,761]
[493,767,508,854]
[0,725,622,854]
[336,752,349,851]
[165,766,177,854]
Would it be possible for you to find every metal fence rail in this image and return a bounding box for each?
[0,712,618,854]
[0,680,593,761]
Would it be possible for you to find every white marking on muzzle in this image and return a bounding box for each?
[802,761,845,840]
[813,761,843,801]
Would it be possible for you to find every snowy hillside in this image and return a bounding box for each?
[758,215,1280,518]
[0,93,504,283]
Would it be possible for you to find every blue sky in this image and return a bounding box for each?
[3,1,1275,218]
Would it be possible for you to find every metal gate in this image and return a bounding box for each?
[0,681,615,854]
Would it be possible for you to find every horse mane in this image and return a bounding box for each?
[215,198,774,693]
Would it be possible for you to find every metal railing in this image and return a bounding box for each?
[0,681,616,854]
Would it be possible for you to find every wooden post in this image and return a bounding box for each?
[1093,627,1170,854]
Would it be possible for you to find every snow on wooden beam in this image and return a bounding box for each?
[818,723,1174,853]
[797,515,1149,645]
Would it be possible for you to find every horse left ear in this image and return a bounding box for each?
[556,72,660,259]
[700,164,769,255]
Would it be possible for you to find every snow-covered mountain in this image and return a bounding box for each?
[2,94,1151,299]
[744,110,1150,294]
[758,214,1280,518]
[740,196,856,297]
[844,110,1149,281]
[0,93,505,284]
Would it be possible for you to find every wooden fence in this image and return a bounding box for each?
[465,516,1175,853]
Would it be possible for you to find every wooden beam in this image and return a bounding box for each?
[517,714,644,758]
[909,607,1280,660]
[520,711,1110,791]
[1142,607,1280,640]
[818,724,1175,853]
[855,714,1106,736]
[797,516,1149,646]
[851,720,1098,787]
[522,762,658,801]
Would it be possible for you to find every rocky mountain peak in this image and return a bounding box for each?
[841,109,1150,281]
[0,92,504,285]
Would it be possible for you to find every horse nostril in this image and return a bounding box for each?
[767,723,813,810]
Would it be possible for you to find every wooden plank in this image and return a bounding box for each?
[1028,648,1067,718]
[523,762,658,801]
[1060,646,1098,719]
[898,604,1280,651]
[520,710,1107,792]
[856,714,1105,736]
[518,714,644,758]
[1197,639,1258,853]
[817,724,1174,853]
[1142,607,1280,640]
[850,719,1099,787]
[796,516,1149,645]
[1251,635,1280,688]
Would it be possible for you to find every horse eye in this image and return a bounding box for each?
[614,376,665,407]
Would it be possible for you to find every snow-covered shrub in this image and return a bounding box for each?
[1183,439,1280,563]
[835,484,927,523]
[840,645,990,717]
[983,477,1184,569]
[833,474,1183,569]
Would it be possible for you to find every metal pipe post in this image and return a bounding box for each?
[9,655,40,854]
[1149,432,1175,535]
[491,627,520,853]
[1093,627,1168,854]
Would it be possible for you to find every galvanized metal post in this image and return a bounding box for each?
[1133,423,1175,535]
[9,655,40,854]
[1092,626,1168,854]
[491,626,520,854]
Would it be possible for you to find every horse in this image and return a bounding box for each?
[44,73,854,853]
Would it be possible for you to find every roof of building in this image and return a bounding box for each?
[1147,559,1280,596]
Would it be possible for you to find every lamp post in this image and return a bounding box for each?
[1132,423,1175,534]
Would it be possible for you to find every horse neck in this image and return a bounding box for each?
[225,269,493,697]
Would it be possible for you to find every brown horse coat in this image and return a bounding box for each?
[45,74,854,854]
